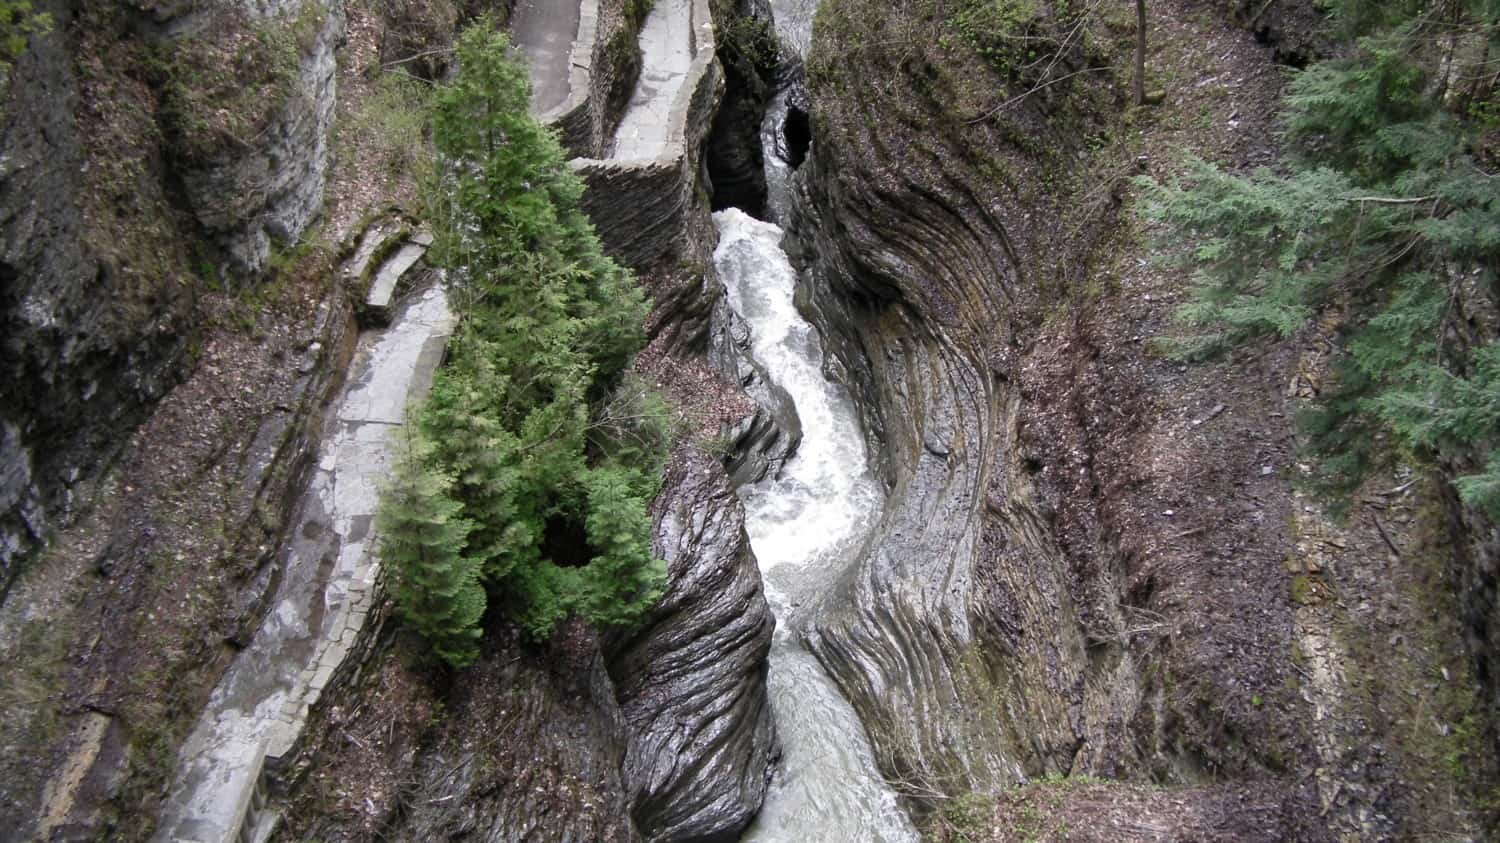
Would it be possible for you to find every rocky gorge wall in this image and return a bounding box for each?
[0,0,781,838]
[171,0,345,277]
[0,0,345,596]
[786,2,1090,797]
[274,2,783,841]
[778,0,1496,837]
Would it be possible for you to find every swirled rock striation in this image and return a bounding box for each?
[783,0,1098,799]
[608,449,777,841]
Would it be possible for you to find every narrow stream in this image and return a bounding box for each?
[718,210,914,842]
[721,2,917,836]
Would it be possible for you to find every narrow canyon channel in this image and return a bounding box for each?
[716,210,916,842]
[716,1,918,836]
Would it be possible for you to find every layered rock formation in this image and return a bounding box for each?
[771,1,1493,838]
[703,0,775,216]
[388,625,643,843]
[0,0,344,594]
[173,0,345,277]
[0,0,193,593]
[787,7,1087,794]
[608,450,776,840]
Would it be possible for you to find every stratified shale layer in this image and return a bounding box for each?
[609,450,776,841]
[789,8,1086,797]
[785,0,1322,825]
[391,624,642,843]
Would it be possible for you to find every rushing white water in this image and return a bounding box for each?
[716,209,917,842]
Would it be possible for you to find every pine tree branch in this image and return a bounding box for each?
[1346,195,1435,204]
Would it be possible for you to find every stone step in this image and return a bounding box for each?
[362,231,433,326]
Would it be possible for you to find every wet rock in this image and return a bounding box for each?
[706,0,776,216]
[710,297,802,484]
[608,449,777,841]
[720,407,797,486]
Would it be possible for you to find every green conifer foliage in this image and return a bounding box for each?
[376,20,669,663]
[1137,4,1500,516]
[377,436,486,668]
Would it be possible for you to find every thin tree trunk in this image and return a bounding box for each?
[1135,0,1147,106]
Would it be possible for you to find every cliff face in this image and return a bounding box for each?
[787,0,1493,837]
[170,0,345,276]
[608,451,775,840]
[788,0,1089,795]
[0,0,189,594]
[0,0,344,594]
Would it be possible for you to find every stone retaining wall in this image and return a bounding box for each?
[572,0,723,273]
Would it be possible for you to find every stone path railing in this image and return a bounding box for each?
[538,0,600,145]
[570,0,723,271]
[519,0,721,271]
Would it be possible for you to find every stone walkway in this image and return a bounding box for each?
[511,0,585,115]
[154,286,455,843]
[611,0,696,160]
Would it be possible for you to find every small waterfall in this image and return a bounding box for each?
[716,210,916,842]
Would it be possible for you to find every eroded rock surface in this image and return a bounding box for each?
[709,299,802,485]
[608,450,776,841]
[176,0,345,277]
[790,88,1083,798]
[392,625,642,843]
[0,0,193,593]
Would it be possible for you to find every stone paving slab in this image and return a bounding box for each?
[611,0,696,161]
[511,0,584,116]
[364,240,426,314]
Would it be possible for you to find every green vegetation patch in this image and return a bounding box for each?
[1137,2,1500,517]
[338,70,434,185]
[951,0,1083,84]
[377,21,672,668]
[0,0,50,88]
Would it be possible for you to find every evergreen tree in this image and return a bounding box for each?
[377,436,486,668]
[1137,3,1500,516]
[377,19,669,656]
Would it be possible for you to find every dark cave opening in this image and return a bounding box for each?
[542,513,595,569]
[783,105,811,170]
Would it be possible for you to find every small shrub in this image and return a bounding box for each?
[719,14,779,70]
[339,70,433,183]
[952,0,1058,80]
